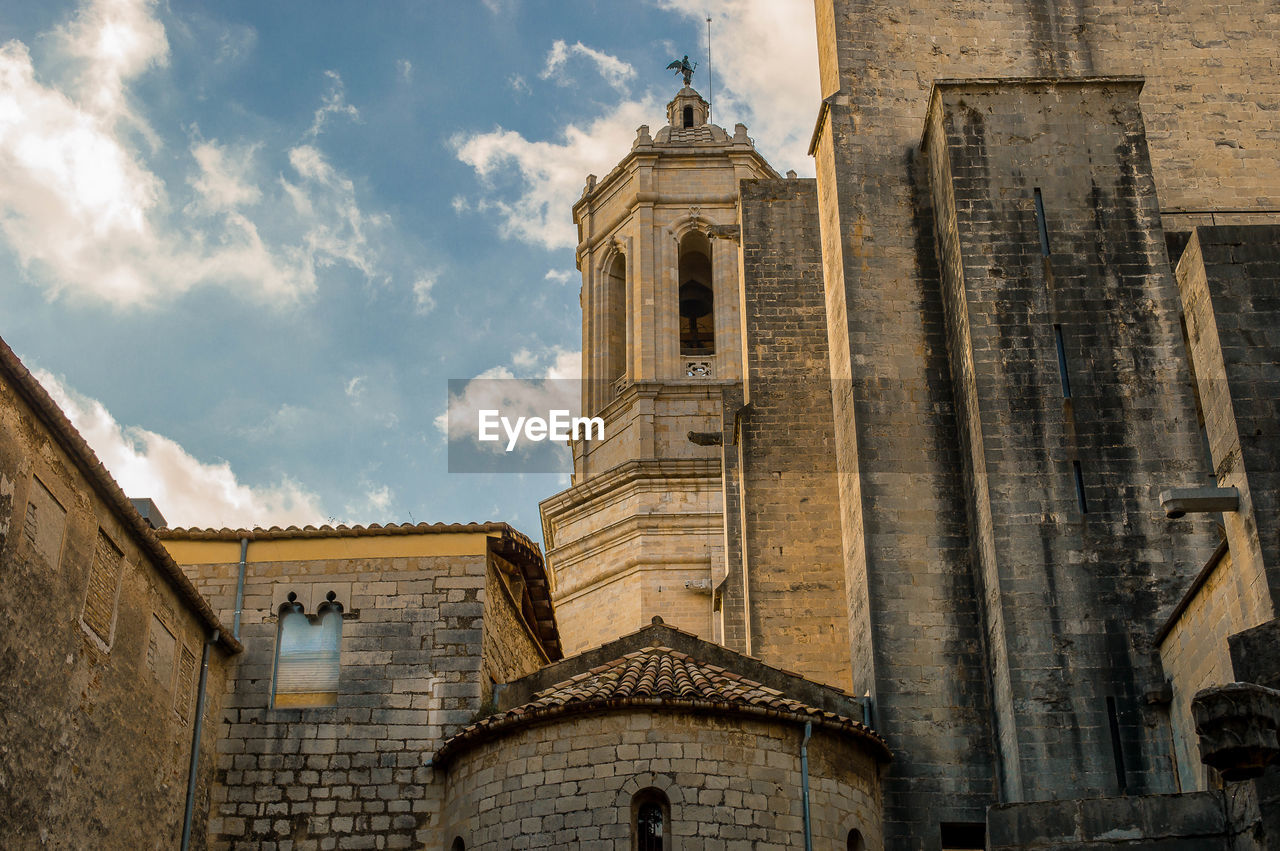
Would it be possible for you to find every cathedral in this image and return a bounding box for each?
[2,1,1279,849]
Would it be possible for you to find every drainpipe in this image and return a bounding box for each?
[801,720,813,851]
[232,537,249,641]
[180,628,218,851]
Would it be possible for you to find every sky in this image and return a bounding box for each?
[0,0,820,539]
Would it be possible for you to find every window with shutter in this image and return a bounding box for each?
[272,593,343,708]
[82,529,123,646]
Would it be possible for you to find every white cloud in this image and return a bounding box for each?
[53,0,169,133]
[434,347,582,445]
[412,272,436,314]
[188,138,261,210]
[0,0,388,307]
[283,144,384,279]
[344,376,365,398]
[308,69,359,138]
[508,73,531,96]
[452,96,658,249]
[541,40,635,91]
[544,269,573,285]
[453,3,820,251]
[34,368,326,529]
[344,484,393,523]
[396,59,412,83]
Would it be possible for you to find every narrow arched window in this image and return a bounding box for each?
[272,591,343,708]
[682,105,694,128]
[678,231,714,356]
[450,838,465,851]
[605,253,626,391]
[848,828,866,850]
[631,787,669,851]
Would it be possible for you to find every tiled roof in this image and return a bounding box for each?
[159,521,538,551]
[433,643,889,766]
[161,520,561,661]
[0,337,241,654]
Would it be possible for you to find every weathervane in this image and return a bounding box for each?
[667,55,697,87]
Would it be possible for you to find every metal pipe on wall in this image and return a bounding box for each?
[232,537,248,640]
[180,628,218,851]
[801,720,813,851]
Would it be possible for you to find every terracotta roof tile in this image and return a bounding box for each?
[158,520,560,661]
[158,521,539,552]
[433,644,889,767]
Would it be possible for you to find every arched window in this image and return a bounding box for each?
[848,828,866,850]
[678,231,714,356]
[605,253,626,390]
[271,591,343,708]
[682,105,694,128]
[631,787,669,851]
[450,837,465,851]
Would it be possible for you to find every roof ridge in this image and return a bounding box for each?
[440,641,885,768]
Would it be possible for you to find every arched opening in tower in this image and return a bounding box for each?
[605,253,626,387]
[678,232,714,356]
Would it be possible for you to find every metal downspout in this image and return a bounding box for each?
[232,537,248,640]
[180,628,218,851]
[801,720,813,851]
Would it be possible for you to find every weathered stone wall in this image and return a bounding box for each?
[812,49,998,849]
[1159,546,1257,791]
[925,79,1213,802]
[440,710,882,849]
[1227,619,1280,848]
[735,178,852,691]
[177,544,544,850]
[812,1,1280,840]
[988,791,1233,849]
[481,554,548,704]
[1177,224,1280,615]
[0,365,230,850]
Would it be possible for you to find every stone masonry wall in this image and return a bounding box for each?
[987,791,1234,849]
[441,710,883,850]
[813,0,1280,845]
[481,554,548,706]
[184,551,519,850]
[811,47,997,851]
[1159,547,1259,791]
[736,178,852,691]
[0,368,229,850]
[1177,224,1280,615]
[925,79,1213,801]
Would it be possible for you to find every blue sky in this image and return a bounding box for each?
[0,0,819,539]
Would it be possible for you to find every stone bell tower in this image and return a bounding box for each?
[539,83,779,654]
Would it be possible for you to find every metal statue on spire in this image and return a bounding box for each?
[667,55,696,87]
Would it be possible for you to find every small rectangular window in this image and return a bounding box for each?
[22,476,66,567]
[147,614,177,687]
[1107,696,1128,793]
[1033,188,1051,256]
[82,530,123,646]
[1054,324,1072,398]
[175,644,197,723]
[940,821,985,850]
[1073,460,1089,514]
